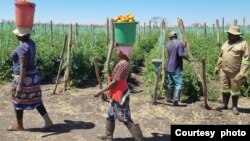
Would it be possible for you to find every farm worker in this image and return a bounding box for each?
[7,27,53,131]
[94,43,144,141]
[166,31,192,106]
[214,25,250,115]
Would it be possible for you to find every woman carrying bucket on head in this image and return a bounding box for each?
[7,0,53,132]
[7,27,54,131]
[94,43,144,141]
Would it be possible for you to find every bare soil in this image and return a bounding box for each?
[0,74,250,141]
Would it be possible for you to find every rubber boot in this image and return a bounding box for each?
[173,90,187,106]
[42,113,53,129]
[217,93,230,110]
[166,88,174,103]
[128,124,144,141]
[232,96,239,115]
[97,119,115,141]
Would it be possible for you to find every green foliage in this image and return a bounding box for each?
[70,47,94,86]
[242,33,250,97]
[1,23,250,100]
[139,33,159,53]
[36,43,60,82]
[70,31,108,86]
[0,31,19,81]
[131,33,159,72]
[142,38,162,95]
[0,46,12,81]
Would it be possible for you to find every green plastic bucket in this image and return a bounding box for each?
[114,22,137,45]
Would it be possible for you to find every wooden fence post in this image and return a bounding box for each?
[50,20,53,47]
[149,21,152,36]
[243,17,245,28]
[216,19,220,47]
[75,22,78,46]
[44,23,46,36]
[204,22,207,38]
[137,22,140,43]
[212,24,215,35]
[233,19,237,26]
[104,19,115,80]
[52,35,68,95]
[201,59,211,109]
[160,20,166,92]
[144,22,146,35]
[222,17,224,33]
[64,24,73,93]
[106,18,110,46]
[152,68,159,105]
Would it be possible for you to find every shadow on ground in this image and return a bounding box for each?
[239,107,250,114]
[113,132,170,141]
[26,120,95,138]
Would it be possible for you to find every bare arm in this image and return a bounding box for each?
[94,79,118,97]
[17,58,27,92]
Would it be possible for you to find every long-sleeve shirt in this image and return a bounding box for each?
[215,39,250,77]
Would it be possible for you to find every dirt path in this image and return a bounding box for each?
[0,75,250,141]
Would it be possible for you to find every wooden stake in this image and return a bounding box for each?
[138,22,140,43]
[1,21,3,31]
[152,69,159,105]
[52,35,68,95]
[160,20,166,92]
[233,19,237,26]
[201,59,211,110]
[44,23,46,36]
[33,24,36,36]
[144,22,146,35]
[149,21,152,35]
[104,19,115,79]
[106,18,110,46]
[216,19,220,47]
[64,24,73,93]
[75,22,78,46]
[94,58,108,101]
[243,17,245,28]
[50,20,53,47]
[94,58,102,89]
[212,24,215,35]
[222,17,224,33]
[177,18,202,90]
[204,22,207,38]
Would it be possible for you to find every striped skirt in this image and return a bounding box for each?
[12,70,43,110]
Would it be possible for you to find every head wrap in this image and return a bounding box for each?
[118,46,132,59]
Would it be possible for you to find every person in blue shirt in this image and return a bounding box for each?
[166,31,192,106]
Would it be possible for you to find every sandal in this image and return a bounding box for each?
[6,125,24,131]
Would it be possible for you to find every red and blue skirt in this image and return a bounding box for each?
[12,70,43,110]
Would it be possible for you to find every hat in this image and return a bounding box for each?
[118,46,132,59]
[169,31,177,38]
[226,26,243,35]
[13,27,32,37]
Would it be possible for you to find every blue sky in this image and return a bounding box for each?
[0,0,249,26]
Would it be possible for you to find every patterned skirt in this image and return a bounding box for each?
[12,70,43,110]
[107,97,132,123]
